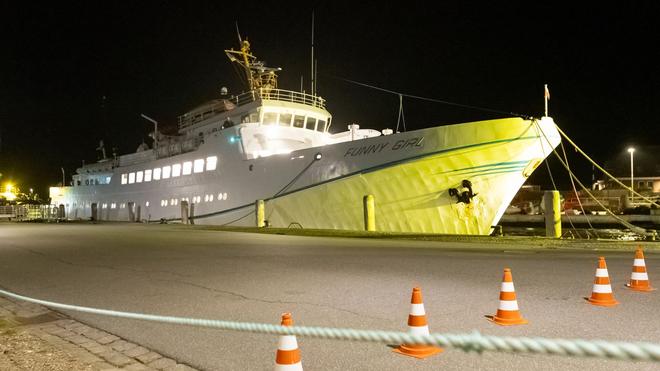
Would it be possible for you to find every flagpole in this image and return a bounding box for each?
[544,84,549,117]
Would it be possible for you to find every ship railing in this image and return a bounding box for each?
[177,89,326,130]
[231,88,326,109]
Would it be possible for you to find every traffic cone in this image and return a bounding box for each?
[275,313,302,371]
[487,268,528,325]
[393,287,443,359]
[586,257,619,306]
[625,248,655,292]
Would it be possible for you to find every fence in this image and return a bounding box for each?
[0,204,60,221]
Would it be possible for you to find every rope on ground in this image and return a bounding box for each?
[1,288,659,362]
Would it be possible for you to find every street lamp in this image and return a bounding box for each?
[627,147,635,205]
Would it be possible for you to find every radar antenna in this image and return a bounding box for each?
[225,40,281,91]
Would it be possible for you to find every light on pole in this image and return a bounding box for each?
[627,147,635,205]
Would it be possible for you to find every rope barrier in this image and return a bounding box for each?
[2,288,659,362]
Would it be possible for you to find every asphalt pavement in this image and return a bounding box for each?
[0,223,658,370]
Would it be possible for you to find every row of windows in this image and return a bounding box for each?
[121,156,217,185]
[71,191,230,211]
[261,112,327,132]
[160,193,229,207]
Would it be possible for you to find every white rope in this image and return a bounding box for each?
[2,288,659,362]
[534,121,653,236]
[553,124,660,209]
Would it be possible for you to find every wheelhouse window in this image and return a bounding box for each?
[121,174,128,185]
[153,168,161,180]
[279,113,292,126]
[293,115,305,128]
[128,172,136,184]
[144,169,152,182]
[263,112,277,125]
[305,117,316,130]
[162,166,171,179]
[317,120,327,132]
[136,171,143,183]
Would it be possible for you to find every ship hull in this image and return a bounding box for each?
[52,117,560,235]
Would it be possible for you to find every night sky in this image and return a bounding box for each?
[1,2,658,197]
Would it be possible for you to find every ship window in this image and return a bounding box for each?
[85,179,90,186]
[153,168,161,180]
[121,174,128,185]
[162,166,171,179]
[204,195,209,202]
[263,112,277,125]
[305,117,316,130]
[206,156,217,171]
[111,203,116,209]
[317,120,327,132]
[145,201,150,207]
[164,199,168,206]
[194,159,204,173]
[210,194,214,201]
[293,115,305,128]
[136,171,144,183]
[279,113,292,126]
[128,172,136,184]
[144,169,152,182]
[183,161,193,175]
[172,164,181,177]
[105,176,111,184]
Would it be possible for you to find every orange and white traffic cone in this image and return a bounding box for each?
[625,248,655,292]
[275,313,303,371]
[586,257,619,306]
[488,268,528,325]
[393,287,443,359]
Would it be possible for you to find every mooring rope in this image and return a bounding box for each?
[553,124,660,209]
[1,288,659,362]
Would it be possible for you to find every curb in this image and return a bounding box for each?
[0,294,198,371]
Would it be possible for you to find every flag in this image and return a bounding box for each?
[544,85,550,100]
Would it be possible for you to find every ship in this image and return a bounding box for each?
[50,39,561,235]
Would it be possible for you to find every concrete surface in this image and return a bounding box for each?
[0,223,659,370]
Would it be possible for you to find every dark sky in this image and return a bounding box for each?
[1,2,658,196]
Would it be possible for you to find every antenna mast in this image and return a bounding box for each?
[311,11,315,96]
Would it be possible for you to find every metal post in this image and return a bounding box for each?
[363,194,376,232]
[630,150,634,205]
[256,200,265,227]
[180,201,189,224]
[544,191,561,238]
[189,203,195,225]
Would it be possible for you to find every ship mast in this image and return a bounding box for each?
[225,40,281,92]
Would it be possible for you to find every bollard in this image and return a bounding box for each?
[363,194,376,231]
[180,201,189,224]
[544,190,561,238]
[189,203,195,225]
[256,199,265,228]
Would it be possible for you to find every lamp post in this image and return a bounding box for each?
[627,147,635,205]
